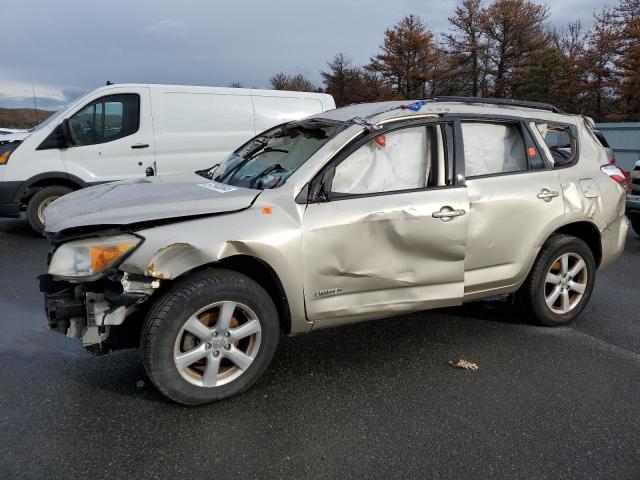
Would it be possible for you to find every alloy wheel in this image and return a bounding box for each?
[544,252,588,314]
[173,301,262,388]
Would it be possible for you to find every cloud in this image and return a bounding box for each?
[0,0,619,110]
[144,18,188,36]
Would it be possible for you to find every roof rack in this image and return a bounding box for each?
[427,96,563,114]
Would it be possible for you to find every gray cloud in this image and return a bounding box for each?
[1,0,616,111]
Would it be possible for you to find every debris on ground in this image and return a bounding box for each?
[448,359,479,370]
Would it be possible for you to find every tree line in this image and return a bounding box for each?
[267,0,640,122]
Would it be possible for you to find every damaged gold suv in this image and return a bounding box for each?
[41,98,628,404]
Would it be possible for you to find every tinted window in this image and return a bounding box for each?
[332,126,433,195]
[68,94,139,146]
[461,122,528,177]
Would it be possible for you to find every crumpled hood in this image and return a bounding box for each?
[44,173,261,233]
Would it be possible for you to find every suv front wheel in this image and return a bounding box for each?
[519,234,596,327]
[141,269,280,405]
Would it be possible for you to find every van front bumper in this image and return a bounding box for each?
[0,181,22,217]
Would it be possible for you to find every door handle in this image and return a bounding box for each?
[131,143,149,149]
[432,207,466,221]
[537,189,560,202]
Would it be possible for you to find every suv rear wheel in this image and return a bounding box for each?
[26,185,72,235]
[519,234,596,327]
[141,269,279,405]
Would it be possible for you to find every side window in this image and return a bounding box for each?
[331,126,435,196]
[533,123,577,167]
[68,94,139,147]
[461,122,528,177]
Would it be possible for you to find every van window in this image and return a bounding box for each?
[534,123,577,167]
[461,122,528,177]
[68,94,139,146]
[332,126,434,196]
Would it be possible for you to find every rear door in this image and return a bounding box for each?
[459,118,565,295]
[301,121,469,327]
[60,87,155,182]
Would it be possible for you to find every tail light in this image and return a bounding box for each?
[601,162,630,192]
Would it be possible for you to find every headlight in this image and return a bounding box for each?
[49,234,141,279]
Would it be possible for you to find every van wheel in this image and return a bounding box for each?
[141,269,280,405]
[26,186,72,235]
[518,234,596,327]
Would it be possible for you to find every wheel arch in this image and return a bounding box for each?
[16,172,87,205]
[172,255,292,335]
[546,220,602,267]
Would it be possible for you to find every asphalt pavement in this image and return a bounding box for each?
[1,216,639,479]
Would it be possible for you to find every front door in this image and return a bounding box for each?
[301,122,469,326]
[60,86,155,183]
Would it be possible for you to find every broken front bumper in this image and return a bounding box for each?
[39,273,155,353]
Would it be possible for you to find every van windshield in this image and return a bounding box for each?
[200,120,342,190]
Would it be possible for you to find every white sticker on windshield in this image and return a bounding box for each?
[197,182,238,193]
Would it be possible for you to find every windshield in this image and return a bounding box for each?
[199,120,342,190]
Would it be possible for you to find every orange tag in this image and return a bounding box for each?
[373,134,386,149]
[261,207,272,216]
[528,146,536,157]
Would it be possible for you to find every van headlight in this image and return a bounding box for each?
[49,234,142,279]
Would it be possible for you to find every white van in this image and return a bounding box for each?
[0,84,335,233]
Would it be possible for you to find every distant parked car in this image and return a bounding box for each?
[41,97,628,404]
[0,83,335,233]
[0,129,30,143]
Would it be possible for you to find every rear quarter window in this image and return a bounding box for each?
[533,122,578,168]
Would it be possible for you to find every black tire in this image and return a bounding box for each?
[141,269,280,405]
[631,218,640,237]
[26,185,72,235]
[518,234,596,327]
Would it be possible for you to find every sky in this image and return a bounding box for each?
[1,0,614,111]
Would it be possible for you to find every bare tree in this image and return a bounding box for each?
[481,0,550,97]
[366,15,437,99]
[444,0,486,96]
[583,6,620,120]
[321,53,359,106]
[270,71,318,92]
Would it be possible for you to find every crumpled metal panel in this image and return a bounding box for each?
[44,173,260,233]
[301,188,469,326]
[121,187,312,332]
